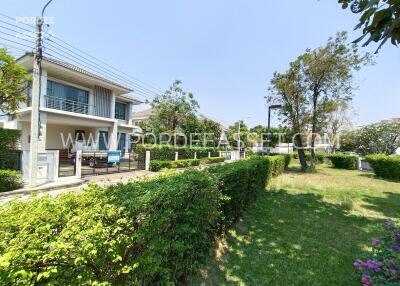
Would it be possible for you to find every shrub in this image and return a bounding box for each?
[0,157,275,285]
[0,170,23,192]
[365,154,400,180]
[0,129,21,170]
[209,156,269,229]
[271,153,291,169]
[0,171,222,285]
[201,157,225,165]
[267,155,287,177]
[353,220,400,285]
[327,153,358,170]
[149,159,200,172]
[135,144,219,167]
[291,151,325,163]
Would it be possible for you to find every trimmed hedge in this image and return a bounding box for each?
[0,129,21,170]
[0,170,23,192]
[365,154,400,180]
[209,156,269,229]
[135,144,219,167]
[291,151,325,163]
[201,157,225,165]
[149,159,200,172]
[271,153,292,169]
[0,157,274,285]
[327,153,358,170]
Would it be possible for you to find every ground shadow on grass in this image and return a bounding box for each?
[196,190,387,286]
[362,192,400,219]
[358,173,400,184]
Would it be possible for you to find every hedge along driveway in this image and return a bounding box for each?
[0,156,276,285]
[198,163,400,286]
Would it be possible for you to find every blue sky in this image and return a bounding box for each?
[2,0,399,127]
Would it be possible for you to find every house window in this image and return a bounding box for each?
[118,133,126,155]
[115,102,127,120]
[47,80,89,104]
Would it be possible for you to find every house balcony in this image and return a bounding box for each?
[44,95,97,116]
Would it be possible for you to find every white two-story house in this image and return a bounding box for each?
[1,53,142,184]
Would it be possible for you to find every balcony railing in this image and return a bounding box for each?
[44,95,97,116]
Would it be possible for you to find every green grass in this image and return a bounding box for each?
[196,162,400,286]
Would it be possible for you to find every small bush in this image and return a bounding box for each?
[267,155,287,177]
[327,153,358,170]
[149,159,200,172]
[201,157,225,165]
[271,153,291,169]
[0,170,23,192]
[365,154,400,181]
[291,151,325,163]
[353,220,400,285]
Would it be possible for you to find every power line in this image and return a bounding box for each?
[0,36,34,50]
[44,34,163,94]
[43,39,160,98]
[43,48,155,101]
[0,12,36,30]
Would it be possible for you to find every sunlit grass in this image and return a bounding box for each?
[196,161,400,286]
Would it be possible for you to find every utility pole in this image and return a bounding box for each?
[267,105,282,154]
[28,16,43,187]
[28,0,53,187]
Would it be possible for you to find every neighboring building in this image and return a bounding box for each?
[1,53,143,184]
[132,108,154,126]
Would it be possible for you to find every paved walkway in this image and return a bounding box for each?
[0,170,154,204]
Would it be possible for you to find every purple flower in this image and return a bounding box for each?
[385,220,395,229]
[371,239,381,246]
[391,244,400,252]
[393,233,400,241]
[354,259,366,270]
[361,274,373,286]
[366,259,382,272]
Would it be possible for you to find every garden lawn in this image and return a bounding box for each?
[197,162,400,286]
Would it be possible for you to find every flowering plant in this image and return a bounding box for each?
[354,220,400,286]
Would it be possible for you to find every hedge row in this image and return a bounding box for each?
[149,159,201,172]
[201,157,226,165]
[327,153,358,170]
[0,157,275,285]
[0,170,23,192]
[291,151,325,163]
[135,144,219,167]
[271,153,292,169]
[365,154,400,180]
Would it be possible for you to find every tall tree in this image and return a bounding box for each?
[146,80,199,144]
[268,61,310,171]
[297,32,371,167]
[0,48,30,116]
[227,120,251,151]
[338,0,400,52]
[324,100,357,151]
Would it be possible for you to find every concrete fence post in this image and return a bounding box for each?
[208,152,211,158]
[75,150,82,178]
[145,151,150,171]
[175,152,179,161]
[243,151,246,159]
[194,152,197,159]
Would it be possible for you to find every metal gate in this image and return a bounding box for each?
[80,151,136,177]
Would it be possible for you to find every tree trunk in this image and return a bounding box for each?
[295,135,308,171]
[310,91,318,168]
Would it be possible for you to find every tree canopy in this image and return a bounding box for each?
[340,119,400,155]
[339,0,400,52]
[0,48,30,116]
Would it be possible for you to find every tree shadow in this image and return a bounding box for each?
[362,191,400,219]
[358,173,400,184]
[197,190,388,286]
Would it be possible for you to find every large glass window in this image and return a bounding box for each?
[115,102,127,120]
[47,80,89,104]
[118,133,126,155]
